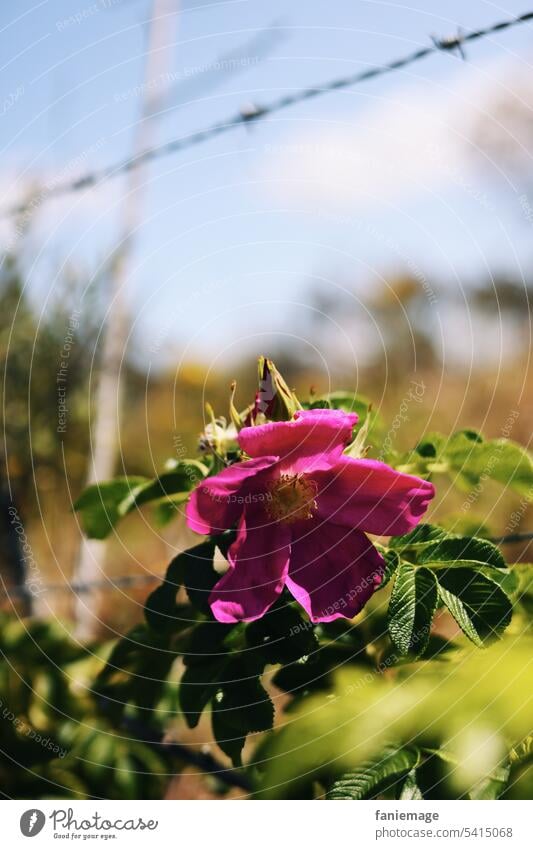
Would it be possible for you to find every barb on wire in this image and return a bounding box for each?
[2,10,533,221]
[431,28,467,60]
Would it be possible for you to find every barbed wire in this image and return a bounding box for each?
[2,8,533,603]
[2,529,532,602]
[2,10,533,221]
[489,530,533,545]
[1,572,162,601]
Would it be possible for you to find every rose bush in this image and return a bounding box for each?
[75,358,533,797]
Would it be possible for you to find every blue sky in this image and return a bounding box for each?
[1,0,533,367]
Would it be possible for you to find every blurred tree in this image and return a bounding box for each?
[0,253,101,606]
[366,275,439,377]
[0,614,171,799]
[303,273,439,382]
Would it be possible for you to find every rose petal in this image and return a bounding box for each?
[286,520,384,622]
[314,457,435,536]
[238,409,358,473]
[186,456,277,535]
[209,509,291,623]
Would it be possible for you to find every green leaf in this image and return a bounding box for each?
[449,428,484,445]
[179,660,224,729]
[399,768,424,799]
[179,620,238,728]
[417,536,506,571]
[182,540,219,614]
[436,568,513,646]
[271,652,335,697]
[447,437,533,496]
[390,526,508,579]
[256,638,533,798]
[400,431,533,497]
[327,746,420,800]
[514,564,533,616]
[144,556,183,632]
[306,391,380,441]
[390,524,447,552]
[414,433,447,458]
[378,549,401,589]
[477,567,520,598]
[182,620,237,667]
[73,477,148,539]
[245,600,318,665]
[118,460,208,514]
[145,541,215,629]
[308,399,331,410]
[95,625,177,720]
[153,499,185,527]
[144,584,180,632]
[113,752,139,798]
[74,461,208,539]
[469,764,510,799]
[388,565,438,657]
[212,665,274,766]
[324,390,373,421]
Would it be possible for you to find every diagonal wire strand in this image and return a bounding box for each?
[2,10,533,220]
[1,531,532,600]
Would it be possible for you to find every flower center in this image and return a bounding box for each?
[266,473,318,524]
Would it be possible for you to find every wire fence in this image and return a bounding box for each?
[2,530,532,603]
[1,571,162,602]
[2,10,533,221]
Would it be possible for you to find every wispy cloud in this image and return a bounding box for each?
[259,51,532,209]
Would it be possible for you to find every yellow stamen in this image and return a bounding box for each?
[266,474,318,524]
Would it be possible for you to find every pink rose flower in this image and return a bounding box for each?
[186,409,434,623]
